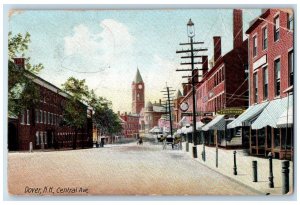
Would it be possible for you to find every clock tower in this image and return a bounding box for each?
[132,68,145,114]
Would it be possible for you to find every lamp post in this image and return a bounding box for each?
[187,19,198,158]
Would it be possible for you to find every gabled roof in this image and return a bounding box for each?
[133,68,143,83]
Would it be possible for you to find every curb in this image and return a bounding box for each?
[183,150,268,195]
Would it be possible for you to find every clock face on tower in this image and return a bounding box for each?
[138,84,143,89]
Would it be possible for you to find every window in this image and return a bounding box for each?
[274,58,281,96]
[27,109,30,125]
[253,73,258,103]
[21,111,25,124]
[44,132,47,145]
[40,110,43,123]
[288,50,294,86]
[263,66,268,100]
[44,111,47,124]
[262,27,268,50]
[48,112,50,124]
[35,109,39,123]
[40,132,44,145]
[274,16,280,42]
[36,131,40,145]
[287,13,293,30]
[253,36,257,57]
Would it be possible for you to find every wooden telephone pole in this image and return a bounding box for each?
[176,19,208,158]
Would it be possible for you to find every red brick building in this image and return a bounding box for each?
[177,9,249,147]
[229,9,294,159]
[119,112,139,138]
[8,58,93,151]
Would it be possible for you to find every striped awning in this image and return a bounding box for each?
[227,102,269,129]
[276,107,293,128]
[178,116,190,126]
[251,95,293,130]
[202,115,225,131]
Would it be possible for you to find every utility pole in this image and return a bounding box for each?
[161,84,176,137]
[176,19,208,158]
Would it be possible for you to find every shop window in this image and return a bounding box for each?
[281,127,292,149]
[266,126,272,148]
[274,58,281,96]
[263,66,268,99]
[48,112,50,125]
[274,128,280,149]
[288,50,294,86]
[257,128,265,147]
[251,129,256,146]
[274,16,280,42]
[262,27,268,50]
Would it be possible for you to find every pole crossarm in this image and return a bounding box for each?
[180,62,202,65]
[176,48,208,53]
[179,42,204,45]
[181,55,205,59]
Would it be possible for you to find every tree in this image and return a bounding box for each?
[89,90,122,136]
[61,77,90,149]
[8,32,44,117]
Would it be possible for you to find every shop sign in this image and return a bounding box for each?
[216,107,245,115]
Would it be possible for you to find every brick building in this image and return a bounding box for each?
[119,112,139,138]
[228,9,294,159]
[177,9,249,147]
[8,58,93,151]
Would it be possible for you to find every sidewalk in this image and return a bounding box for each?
[183,142,293,195]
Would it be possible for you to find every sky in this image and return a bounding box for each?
[8,8,262,112]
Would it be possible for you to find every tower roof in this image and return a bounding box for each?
[176,90,183,98]
[134,68,143,83]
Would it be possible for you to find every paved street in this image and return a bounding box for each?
[8,142,260,196]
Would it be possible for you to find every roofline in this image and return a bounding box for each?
[245,9,270,34]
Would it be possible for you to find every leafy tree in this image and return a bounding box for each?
[89,90,122,136]
[61,77,90,149]
[8,32,44,117]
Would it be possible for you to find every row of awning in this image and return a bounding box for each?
[176,95,293,133]
[227,95,293,130]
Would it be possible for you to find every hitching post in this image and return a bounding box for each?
[252,160,258,182]
[233,150,237,175]
[268,152,274,188]
[282,160,290,194]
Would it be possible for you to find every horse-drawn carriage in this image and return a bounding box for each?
[159,134,182,150]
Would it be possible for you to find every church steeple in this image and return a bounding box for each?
[133,68,143,83]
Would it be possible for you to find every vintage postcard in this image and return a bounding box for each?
[6,7,294,197]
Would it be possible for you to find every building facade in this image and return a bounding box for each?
[241,9,294,159]
[177,9,249,148]
[119,112,140,138]
[8,58,93,151]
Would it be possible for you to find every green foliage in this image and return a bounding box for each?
[8,32,44,117]
[89,89,122,135]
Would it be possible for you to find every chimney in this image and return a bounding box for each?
[125,112,127,116]
[202,56,208,77]
[233,9,243,49]
[213,36,221,63]
[13,58,25,70]
[117,111,120,116]
[159,99,161,105]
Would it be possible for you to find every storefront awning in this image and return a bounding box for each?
[227,102,269,129]
[196,121,205,130]
[202,115,225,131]
[251,95,293,130]
[178,116,190,127]
[276,107,293,128]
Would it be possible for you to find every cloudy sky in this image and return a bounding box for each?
[9,8,261,112]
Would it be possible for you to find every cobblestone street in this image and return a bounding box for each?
[8,142,260,196]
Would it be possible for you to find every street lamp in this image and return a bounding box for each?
[187,19,195,37]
